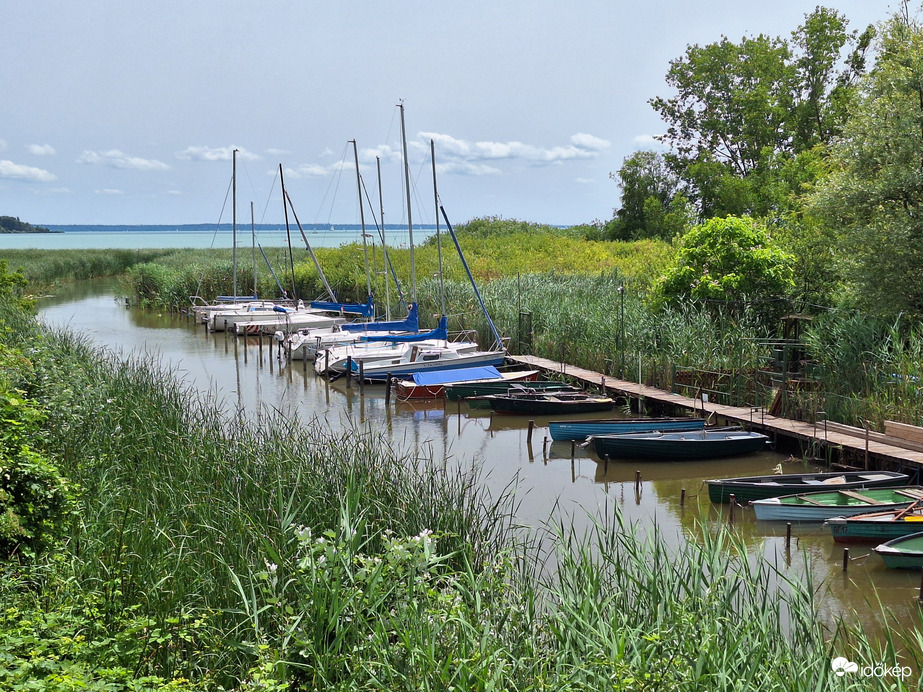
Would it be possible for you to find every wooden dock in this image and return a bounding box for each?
[508,355,923,473]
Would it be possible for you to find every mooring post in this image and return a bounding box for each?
[258,332,263,365]
[543,436,548,458]
[680,488,686,507]
[918,568,923,602]
[346,356,352,388]
[729,494,736,523]
[359,361,365,394]
[570,440,575,462]
[843,547,849,572]
[786,523,792,550]
[604,454,610,474]
[385,373,392,404]
[635,470,641,493]
[527,420,534,444]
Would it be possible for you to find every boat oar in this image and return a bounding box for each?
[895,497,923,520]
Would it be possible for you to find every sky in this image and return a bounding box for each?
[0,1,895,228]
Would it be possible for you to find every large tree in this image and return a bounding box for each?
[648,7,872,220]
[810,10,923,316]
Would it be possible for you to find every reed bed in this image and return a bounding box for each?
[1,248,175,288]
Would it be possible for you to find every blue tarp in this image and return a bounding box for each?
[361,315,448,343]
[410,366,502,386]
[310,295,375,318]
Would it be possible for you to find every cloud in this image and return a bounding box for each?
[167,190,182,196]
[633,134,667,149]
[412,131,611,174]
[79,149,170,171]
[29,144,56,156]
[265,148,291,157]
[95,188,123,195]
[175,146,260,162]
[283,163,329,179]
[0,159,57,182]
[575,177,594,184]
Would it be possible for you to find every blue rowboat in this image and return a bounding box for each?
[548,417,705,442]
[751,486,923,522]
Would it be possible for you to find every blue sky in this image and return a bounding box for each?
[0,1,893,227]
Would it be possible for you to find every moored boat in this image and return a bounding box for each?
[475,388,615,415]
[751,486,923,522]
[589,429,769,461]
[445,379,575,402]
[706,470,909,504]
[393,367,539,399]
[548,417,706,442]
[873,531,923,569]
[826,503,923,543]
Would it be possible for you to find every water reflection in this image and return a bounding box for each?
[36,281,923,646]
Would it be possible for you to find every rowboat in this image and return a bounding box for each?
[706,470,909,504]
[827,503,923,543]
[589,429,769,462]
[751,486,923,522]
[393,367,539,399]
[873,531,923,569]
[548,417,706,442]
[475,389,615,415]
[444,380,575,402]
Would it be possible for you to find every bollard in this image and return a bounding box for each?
[843,547,849,572]
[346,356,352,388]
[680,488,686,507]
[786,523,792,550]
[729,494,736,523]
[527,420,534,444]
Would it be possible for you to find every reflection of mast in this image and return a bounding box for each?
[398,102,416,303]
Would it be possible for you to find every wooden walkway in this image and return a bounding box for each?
[509,355,923,472]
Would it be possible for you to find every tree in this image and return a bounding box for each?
[809,11,923,316]
[606,151,693,241]
[653,216,794,323]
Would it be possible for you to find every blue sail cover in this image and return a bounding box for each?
[341,303,419,333]
[310,295,374,318]
[410,366,501,386]
[361,315,448,343]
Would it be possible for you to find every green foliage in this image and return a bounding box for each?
[809,10,923,317]
[653,217,794,323]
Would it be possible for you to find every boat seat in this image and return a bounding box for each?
[838,490,887,504]
[894,488,923,499]
[796,496,830,506]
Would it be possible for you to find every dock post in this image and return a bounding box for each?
[359,361,365,394]
[729,494,736,523]
[635,470,641,493]
[346,356,352,388]
[842,548,849,572]
[543,436,548,458]
[385,373,392,404]
[258,332,263,365]
[680,488,686,507]
[918,568,923,602]
[527,420,534,444]
[786,523,792,550]
[570,440,575,462]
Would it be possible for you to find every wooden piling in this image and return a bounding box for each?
[786,523,792,550]
[385,373,392,404]
[680,488,686,507]
[729,494,736,523]
[346,356,352,388]
[843,547,849,572]
[527,420,535,444]
[635,470,641,492]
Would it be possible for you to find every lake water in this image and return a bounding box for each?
[35,277,923,648]
[0,224,437,250]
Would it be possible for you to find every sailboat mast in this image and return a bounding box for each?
[398,102,416,304]
[232,148,238,299]
[279,164,297,300]
[351,140,372,302]
[250,201,257,298]
[377,156,391,320]
[431,139,446,316]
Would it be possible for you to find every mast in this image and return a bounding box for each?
[377,156,391,320]
[232,148,238,299]
[351,140,372,302]
[250,201,257,298]
[398,102,416,303]
[279,164,297,300]
[431,139,446,316]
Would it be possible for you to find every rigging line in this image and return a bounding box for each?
[359,173,406,305]
[193,173,234,300]
[312,141,352,228]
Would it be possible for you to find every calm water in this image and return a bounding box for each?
[36,279,923,648]
[0,225,436,250]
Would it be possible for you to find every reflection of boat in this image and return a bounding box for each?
[445,380,575,403]
[751,486,923,522]
[827,503,923,543]
[706,470,909,504]
[874,531,923,568]
[476,388,615,415]
[589,429,769,461]
[394,366,539,399]
[549,417,705,442]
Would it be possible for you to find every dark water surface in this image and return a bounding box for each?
[38,279,923,648]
